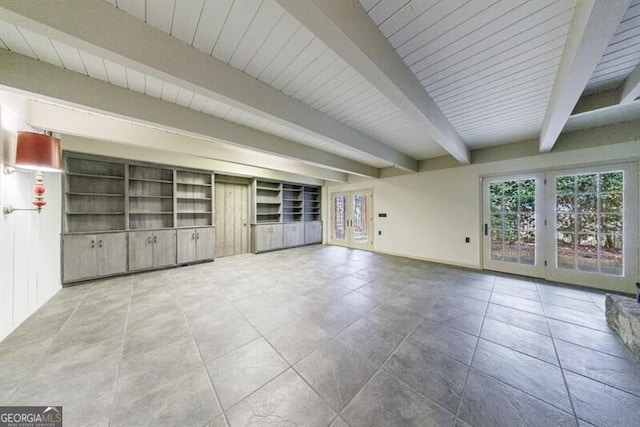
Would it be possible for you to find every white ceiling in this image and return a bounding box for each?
[0,0,638,178]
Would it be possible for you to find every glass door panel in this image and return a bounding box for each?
[551,170,625,277]
[483,174,543,277]
[330,190,373,249]
[332,194,347,242]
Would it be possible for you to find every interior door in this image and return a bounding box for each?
[214,182,249,257]
[483,174,544,277]
[330,190,374,250]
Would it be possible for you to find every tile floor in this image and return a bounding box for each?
[1,245,639,426]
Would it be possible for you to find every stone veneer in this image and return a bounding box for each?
[606,294,640,363]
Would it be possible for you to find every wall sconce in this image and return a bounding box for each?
[3,131,63,215]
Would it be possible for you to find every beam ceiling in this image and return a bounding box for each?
[0,0,417,172]
[277,0,470,164]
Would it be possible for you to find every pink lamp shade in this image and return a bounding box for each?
[15,131,62,172]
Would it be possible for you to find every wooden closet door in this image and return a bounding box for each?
[215,183,249,257]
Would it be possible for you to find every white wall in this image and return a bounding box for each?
[0,98,62,341]
[328,122,640,294]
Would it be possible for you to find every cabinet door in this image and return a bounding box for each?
[270,224,284,250]
[196,227,215,261]
[128,231,153,271]
[97,232,127,276]
[153,230,177,267]
[177,229,197,264]
[284,224,304,247]
[253,225,272,253]
[305,221,322,244]
[63,234,97,282]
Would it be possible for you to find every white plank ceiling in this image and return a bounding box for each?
[0,0,638,173]
[585,0,640,95]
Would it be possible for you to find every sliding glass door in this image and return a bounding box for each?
[483,163,637,292]
[330,190,374,250]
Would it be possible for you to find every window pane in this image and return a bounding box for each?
[556,171,623,276]
[577,174,597,193]
[556,176,575,194]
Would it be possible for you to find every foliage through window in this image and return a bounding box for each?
[555,171,623,275]
[489,178,536,265]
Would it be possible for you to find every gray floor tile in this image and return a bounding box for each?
[385,339,467,413]
[266,317,331,364]
[117,336,204,397]
[472,339,572,412]
[192,315,261,363]
[206,338,288,409]
[226,369,336,426]
[2,245,636,426]
[112,367,221,427]
[543,304,611,333]
[409,318,478,365]
[336,317,404,366]
[423,305,485,336]
[203,414,229,427]
[480,318,558,365]
[304,300,362,336]
[485,303,550,335]
[333,291,380,315]
[123,316,191,357]
[538,292,602,313]
[295,338,377,412]
[458,369,577,427]
[555,340,640,396]
[366,302,423,336]
[493,283,540,301]
[565,370,640,427]
[330,416,351,427]
[548,318,634,361]
[342,368,455,427]
[490,292,545,315]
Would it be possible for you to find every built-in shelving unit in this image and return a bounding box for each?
[283,183,303,223]
[303,186,321,221]
[254,179,282,224]
[129,165,174,229]
[64,158,126,233]
[176,170,213,227]
[62,152,215,284]
[251,179,322,253]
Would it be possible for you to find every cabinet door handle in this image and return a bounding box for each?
[192,232,196,240]
[153,235,157,244]
[196,232,200,240]
[90,240,95,249]
[98,239,103,248]
[484,223,488,236]
[148,236,153,244]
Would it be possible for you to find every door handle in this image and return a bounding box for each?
[90,239,95,249]
[98,239,103,248]
[484,223,488,236]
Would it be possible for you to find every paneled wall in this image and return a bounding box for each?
[0,99,62,341]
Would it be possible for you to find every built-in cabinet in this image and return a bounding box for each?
[62,153,215,283]
[252,224,283,253]
[128,230,176,271]
[177,227,215,264]
[251,179,322,253]
[62,233,127,282]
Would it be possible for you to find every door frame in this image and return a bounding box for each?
[482,173,545,278]
[329,189,374,250]
[481,162,638,293]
